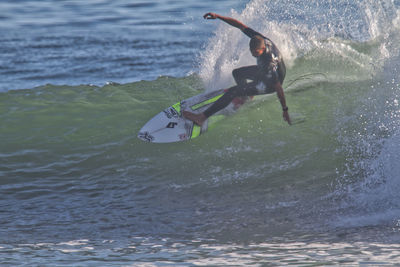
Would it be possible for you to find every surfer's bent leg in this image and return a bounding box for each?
[232,65,259,87]
[203,83,259,118]
[192,65,265,119]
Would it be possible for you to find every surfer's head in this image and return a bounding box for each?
[249,35,265,57]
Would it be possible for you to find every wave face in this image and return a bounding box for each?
[2,0,400,265]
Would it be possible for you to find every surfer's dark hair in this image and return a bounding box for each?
[249,35,265,50]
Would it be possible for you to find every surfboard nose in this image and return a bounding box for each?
[138,131,155,142]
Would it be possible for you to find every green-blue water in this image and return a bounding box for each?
[2,0,400,265]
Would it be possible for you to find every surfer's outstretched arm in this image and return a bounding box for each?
[203,12,248,31]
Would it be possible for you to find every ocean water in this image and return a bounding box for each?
[2,0,400,266]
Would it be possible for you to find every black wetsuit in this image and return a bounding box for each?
[203,27,286,118]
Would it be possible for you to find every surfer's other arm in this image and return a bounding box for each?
[274,82,291,125]
[203,12,248,31]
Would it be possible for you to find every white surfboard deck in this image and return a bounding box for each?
[138,89,247,143]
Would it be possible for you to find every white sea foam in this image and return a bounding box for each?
[198,0,400,91]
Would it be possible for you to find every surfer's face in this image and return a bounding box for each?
[250,45,265,57]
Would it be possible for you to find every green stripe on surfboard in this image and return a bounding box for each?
[191,125,201,139]
[191,93,224,110]
[172,102,181,115]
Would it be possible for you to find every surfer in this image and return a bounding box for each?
[183,12,291,126]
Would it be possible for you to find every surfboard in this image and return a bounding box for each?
[138,89,248,143]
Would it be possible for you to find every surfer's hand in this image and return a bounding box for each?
[203,13,219,19]
[283,111,291,125]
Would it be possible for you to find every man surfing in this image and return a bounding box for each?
[183,12,291,126]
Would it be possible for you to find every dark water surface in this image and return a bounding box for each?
[0,0,246,91]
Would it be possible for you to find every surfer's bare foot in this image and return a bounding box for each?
[182,111,207,126]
